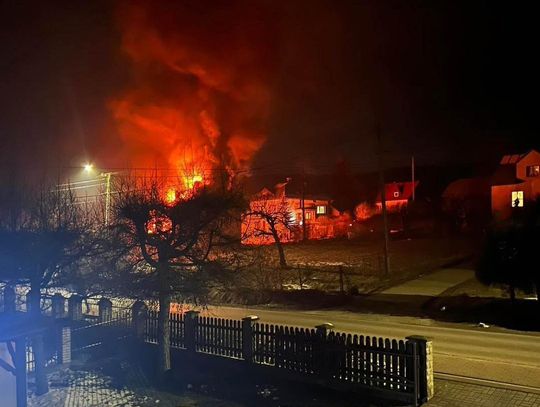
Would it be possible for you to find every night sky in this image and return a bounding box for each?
[1,0,538,177]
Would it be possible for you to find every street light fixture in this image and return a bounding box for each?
[83,163,94,174]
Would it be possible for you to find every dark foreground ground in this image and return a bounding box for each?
[27,350,540,407]
[28,350,389,407]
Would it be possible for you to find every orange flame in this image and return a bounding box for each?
[111,2,274,190]
[165,188,176,204]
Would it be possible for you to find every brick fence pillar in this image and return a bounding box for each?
[184,310,200,353]
[57,325,71,365]
[3,285,16,313]
[131,300,148,340]
[98,298,113,323]
[406,335,434,403]
[67,295,83,321]
[27,289,38,314]
[242,315,259,363]
[51,294,66,319]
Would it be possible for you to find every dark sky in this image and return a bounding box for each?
[1,0,538,177]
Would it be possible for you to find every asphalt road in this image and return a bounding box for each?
[201,305,540,389]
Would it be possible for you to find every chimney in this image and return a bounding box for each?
[274,177,291,199]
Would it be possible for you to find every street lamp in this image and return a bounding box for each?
[83,163,94,174]
[81,164,114,226]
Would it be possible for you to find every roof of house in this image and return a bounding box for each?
[499,149,539,165]
[376,181,419,202]
[500,153,526,165]
[251,186,331,202]
[285,193,332,201]
[492,149,540,185]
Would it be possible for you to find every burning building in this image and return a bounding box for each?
[241,179,350,245]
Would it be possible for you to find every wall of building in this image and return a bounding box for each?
[375,199,409,213]
[491,182,534,220]
[516,150,540,181]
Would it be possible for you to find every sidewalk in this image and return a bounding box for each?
[427,378,540,407]
[381,268,475,296]
[28,358,245,407]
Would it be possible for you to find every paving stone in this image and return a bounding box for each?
[425,379,540,407]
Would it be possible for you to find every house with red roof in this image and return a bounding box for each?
[491,149,540,220]
[375,181,419,213]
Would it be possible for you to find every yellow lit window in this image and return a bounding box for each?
[305,211,312,220]
[316,205,326,215]
[511,191,524,207]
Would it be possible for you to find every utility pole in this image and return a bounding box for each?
[103,172,112,226]
[411,156,415,201]
[377,126,390,276]
[301,165,307,241]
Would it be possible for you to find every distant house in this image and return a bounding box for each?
[241,181,350,245]
[491,150,540,220]
[375,181,419,213]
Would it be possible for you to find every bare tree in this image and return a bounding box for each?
[244,194,295,268]
[111,176,245,376]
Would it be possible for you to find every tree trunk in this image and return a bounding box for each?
[276,241,287,269]
[157,266,171,377]
[29,280,49,395]
[271,228,287,268]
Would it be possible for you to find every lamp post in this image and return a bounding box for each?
[82,163,114,226]
[102,172,112,226]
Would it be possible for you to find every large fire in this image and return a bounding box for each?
[110,1,276,197]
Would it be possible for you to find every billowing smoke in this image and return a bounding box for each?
[110,1,277,188]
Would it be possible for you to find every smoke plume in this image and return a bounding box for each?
[110,1,277,186]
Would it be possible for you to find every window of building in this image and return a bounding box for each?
[393,191,400,198]
[305,211,312,220]
[527,165,540,177]
[511,191,524,208]
[316,205,326,215]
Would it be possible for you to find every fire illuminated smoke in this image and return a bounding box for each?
[110,1,277,197]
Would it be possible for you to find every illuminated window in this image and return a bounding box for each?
[511,191,524,208]
[316,205,326,215]
[393,191,400,198]
[305,211,312,220]
[527,165,540,177]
